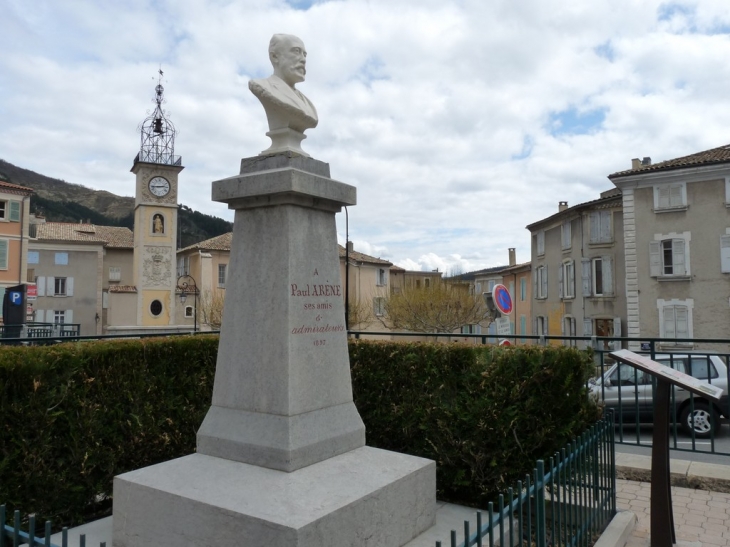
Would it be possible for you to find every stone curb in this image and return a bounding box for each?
[615,453,730,493]
[594,511,637,547]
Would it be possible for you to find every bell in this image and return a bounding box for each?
[153,118,163,134]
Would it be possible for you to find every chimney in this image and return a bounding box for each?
[641,157,652,166]
[631,158,641,169]
[346,241,354,253]
[508,248,516,266]
[559,201,568,212]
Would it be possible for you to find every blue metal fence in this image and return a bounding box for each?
[0,506,105,547]
[436,413,616,547]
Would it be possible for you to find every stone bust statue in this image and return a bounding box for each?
[249,34,318,157]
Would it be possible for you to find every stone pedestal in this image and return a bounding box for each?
[112,153,436,547]
[113,448,435,547]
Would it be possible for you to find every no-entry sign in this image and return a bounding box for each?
[491,284,513,315]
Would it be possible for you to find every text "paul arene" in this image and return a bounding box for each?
[290,284,342,297]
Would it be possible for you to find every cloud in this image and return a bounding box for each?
[2,0,730,272]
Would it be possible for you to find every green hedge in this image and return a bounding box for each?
[0,337,600,524]
[0,336,218,524]
[349,341,601,507]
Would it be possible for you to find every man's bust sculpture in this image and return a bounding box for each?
[249,34,318,157]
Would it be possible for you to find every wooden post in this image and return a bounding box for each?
[651,379,676,547]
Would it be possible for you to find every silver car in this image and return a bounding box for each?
[590,354,729,438]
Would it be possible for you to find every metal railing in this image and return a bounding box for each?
[350,331,730,458]
[0,328,217,346]
[435,413,616,547]
[1,506,105,547]
[0,323,80,342]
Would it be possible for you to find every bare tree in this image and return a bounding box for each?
[199,288,225,330]
[377,280,489,333]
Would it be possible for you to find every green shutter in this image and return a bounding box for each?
[0,240,8,269]
[9,201,20,222]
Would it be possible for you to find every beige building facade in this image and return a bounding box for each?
[527,191,626,348]
[176,232,231,330]
[29,221,134,335]
[609,146,730,350]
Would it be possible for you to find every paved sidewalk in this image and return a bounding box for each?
[617,479,730,547]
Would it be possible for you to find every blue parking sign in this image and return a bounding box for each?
[9,291,22,305]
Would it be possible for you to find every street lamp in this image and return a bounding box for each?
[177,274,197,333]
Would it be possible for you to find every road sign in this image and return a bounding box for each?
[9,291,22,306]
[492,284,513,315]
[495,316,511,336]
[26,284,37,301]
[499,339,512,347]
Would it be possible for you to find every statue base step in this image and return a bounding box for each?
[113,446,436,547]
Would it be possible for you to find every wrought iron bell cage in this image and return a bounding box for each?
[137,79,181,166]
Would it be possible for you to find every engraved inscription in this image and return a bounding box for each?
[290,269,345,344]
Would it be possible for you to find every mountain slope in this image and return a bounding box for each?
[0,159,231,248]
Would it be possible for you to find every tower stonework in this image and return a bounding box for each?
[131,71,184,328]
[131,160,182,326]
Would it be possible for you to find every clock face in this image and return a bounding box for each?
[148,176,170,197]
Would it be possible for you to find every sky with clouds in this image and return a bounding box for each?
[2,0,730,273]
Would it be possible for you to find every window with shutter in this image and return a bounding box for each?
[581,258,591,297]
[649,241,661,277]
[651,236,690,278]
[561,221,571,249]
[602,255,614,297]
[0,239,8,270]
[721,235,730,273]
[537,231,545,256]
[558,264,563,299]
[659,303,692,342]
[657,186,670,209]
[592,257,603,296]
[535,266,548,299]
[589,211,612,243]
[613,317,622,338]
[536,316,547,336]
[9,201,20,222]
[560,260,575,299]
[654,183,686,211]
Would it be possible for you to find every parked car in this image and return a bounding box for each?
[589,354,729,438]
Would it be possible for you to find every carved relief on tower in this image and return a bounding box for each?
[142,246,173,287]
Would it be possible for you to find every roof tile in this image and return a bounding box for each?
[609,143,730,178]
[34,223,133,248]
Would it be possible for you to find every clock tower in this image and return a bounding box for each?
[130,71,184,328]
